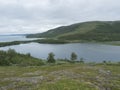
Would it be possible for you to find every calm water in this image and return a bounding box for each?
[0,35,38,42]
[0,42,120,62]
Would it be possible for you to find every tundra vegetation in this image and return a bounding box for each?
[0,49,120,90]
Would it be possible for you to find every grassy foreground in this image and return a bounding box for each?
[0,63,120,90]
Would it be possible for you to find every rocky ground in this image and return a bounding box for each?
[0,63,120,90]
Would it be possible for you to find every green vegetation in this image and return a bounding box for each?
[27,21,120,42]
[47,52,56,63]
[0,39,69,47]
[70,52,77,62]
[0,49,44,66]
[0,63,119,90]
[0,49,120,90]
[1,21,120,47]
[0,41,30,47]
[34,39,68,44]
[0,20,120,89]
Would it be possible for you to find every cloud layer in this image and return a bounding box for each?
[0,0,120,34]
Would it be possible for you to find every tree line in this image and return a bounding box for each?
[1,49,118,66]
[47,52,84,63]
[0,49,85,66]
[0,49,44,66]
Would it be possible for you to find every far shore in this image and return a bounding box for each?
[0,38,120,47]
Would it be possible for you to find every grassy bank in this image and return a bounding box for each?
[0,63,120,90]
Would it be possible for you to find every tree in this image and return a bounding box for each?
[47,52,55,63]
[0,50,10,66]
[103,60,107,64]
[7,48,16,54]
[26,53,31,57]
[80,58,84,63]
[7,49,16,63]
[71,52,77,61]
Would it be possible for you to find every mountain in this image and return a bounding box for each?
[0,34,28,36]
[27,21,120,41]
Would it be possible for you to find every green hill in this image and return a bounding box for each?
[27,21,120,41]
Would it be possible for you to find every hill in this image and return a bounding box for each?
[27,21,120,41]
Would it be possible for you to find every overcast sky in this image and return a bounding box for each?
[0,0,120,34]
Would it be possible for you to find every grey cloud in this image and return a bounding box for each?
[0,0,120,34]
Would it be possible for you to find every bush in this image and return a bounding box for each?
[47,52,56,63]
[0,49,44,66]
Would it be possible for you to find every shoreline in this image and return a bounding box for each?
[0,39,120,47]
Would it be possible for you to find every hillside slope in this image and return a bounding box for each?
[27,21,120,41]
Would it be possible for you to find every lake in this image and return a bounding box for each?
[0,35,38,42]
[0,41,120,62]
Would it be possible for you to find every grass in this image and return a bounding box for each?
[36,79,98,90]
[0,63,120,90]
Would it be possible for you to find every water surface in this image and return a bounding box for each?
[0,35,38,42]
[0,42,120,62]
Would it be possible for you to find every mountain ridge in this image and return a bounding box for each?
[27,21,120,41]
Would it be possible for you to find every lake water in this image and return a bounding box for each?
[0,42,120,62]
[0,35,38,42]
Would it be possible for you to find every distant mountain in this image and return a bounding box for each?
[0,34,27,36]
[27,21,120,41]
